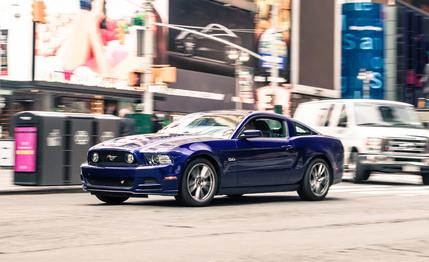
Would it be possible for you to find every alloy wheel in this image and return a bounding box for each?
[187,163,216,202]
[309,162,330,197]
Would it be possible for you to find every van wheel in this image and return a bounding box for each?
[422,175,429,186]
[352,161,371,183]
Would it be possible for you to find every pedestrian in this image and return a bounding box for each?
[119,108,136,136]
[152,114,162,133]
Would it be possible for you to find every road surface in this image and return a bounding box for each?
[1,173,428,261]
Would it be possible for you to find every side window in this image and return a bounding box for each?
[294,123,314,136]
[242,118,287,138]
[337,105,348,128]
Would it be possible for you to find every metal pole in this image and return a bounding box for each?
[143,0,154,114]
[270,2,279,90]
[235,60,242,110]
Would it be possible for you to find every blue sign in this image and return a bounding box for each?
[258,29,287,69]
[341,3,384,99]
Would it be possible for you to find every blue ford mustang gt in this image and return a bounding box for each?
[81,111,343,206]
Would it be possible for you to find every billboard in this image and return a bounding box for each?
[255,0,291,81]
[0,29,7,76]
[168,0,255,76]
[299,0,336,91]
[341,3,384,99]
[34,0,168,89]
[15,127,37,173]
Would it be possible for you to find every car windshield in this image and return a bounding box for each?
[159,114,245,138]
[355,103,423,129]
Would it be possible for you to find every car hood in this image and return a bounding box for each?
[92,133,219,152]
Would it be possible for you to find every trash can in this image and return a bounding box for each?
[13,112,122,186]
[13,111,66,185]
[65,113,95,185]
[94,114,121,143]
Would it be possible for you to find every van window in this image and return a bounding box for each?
[337,105,348,127]
[294,103,334,127]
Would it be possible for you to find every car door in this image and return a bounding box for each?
[232,117,298,187]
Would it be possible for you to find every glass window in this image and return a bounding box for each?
[294,123,314,136]
[337,104,348,127]
[242,118,287,138]
[354,103,423,129]
[159,113,245,138]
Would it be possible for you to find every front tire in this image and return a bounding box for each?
[298,158,332,201]
[177,158,218,207]
[350,152,370,183]
[95,195,129,205]
[422,175,429,185]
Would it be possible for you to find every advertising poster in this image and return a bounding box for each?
[255,0,291,80]
[342,3,384,99]
[35,0,168,89]
[0,29,7,76]
[168,0,255,76]
[14,127,37,173]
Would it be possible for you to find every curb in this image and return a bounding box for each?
[0,186,83,195]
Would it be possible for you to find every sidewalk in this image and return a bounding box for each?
[0,169,82,194]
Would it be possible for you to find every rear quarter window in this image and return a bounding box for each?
[294,122,316,136]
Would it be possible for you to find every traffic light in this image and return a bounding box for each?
[32,0,46,23]
[115,21,128,44]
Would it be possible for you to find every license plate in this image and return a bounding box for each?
[402,165,420,172]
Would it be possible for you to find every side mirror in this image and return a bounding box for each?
[240,130,263,139]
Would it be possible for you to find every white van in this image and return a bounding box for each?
[294,99,429,185]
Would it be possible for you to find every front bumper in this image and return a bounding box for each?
[80,163,181,196]
[359,154,429,174]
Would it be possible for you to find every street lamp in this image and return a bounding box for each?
[227,49,250,110]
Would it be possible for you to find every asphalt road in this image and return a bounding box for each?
[1,173,429,261]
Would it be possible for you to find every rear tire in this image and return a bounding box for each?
[422,175,429,186]
[297,158,332,201]
[95,195,129,205]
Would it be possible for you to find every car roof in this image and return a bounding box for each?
[298,99,413,107]
[201,110,289,119]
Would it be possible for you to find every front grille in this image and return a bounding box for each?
[385,137,428,154]
[87,176,134,188]
[89,151,136,165]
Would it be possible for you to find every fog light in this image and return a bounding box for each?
[91,152,99,163]
[125,153,134,164]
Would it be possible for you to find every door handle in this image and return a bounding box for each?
[281,145,295,151]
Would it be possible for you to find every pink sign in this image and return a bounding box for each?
[14,127,37,172]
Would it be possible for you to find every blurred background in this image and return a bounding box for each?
[1,0,429,170]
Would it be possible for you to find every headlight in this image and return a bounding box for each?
[366,137,383,152]
[91,152,99,163]
[125,153,135,164]
[145,154,173,165]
